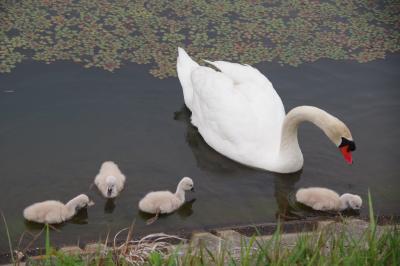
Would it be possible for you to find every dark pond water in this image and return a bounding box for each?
[0,54,399,252]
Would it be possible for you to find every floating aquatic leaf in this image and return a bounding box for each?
[0,0,399,78]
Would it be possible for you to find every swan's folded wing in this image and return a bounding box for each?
[190,67,262,163]
[204,60,283,116]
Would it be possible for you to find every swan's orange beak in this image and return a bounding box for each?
[339,137,356,164]
[340,145,353,164]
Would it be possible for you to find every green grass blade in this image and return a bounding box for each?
[45,224,51,257]
[1,211,15,264]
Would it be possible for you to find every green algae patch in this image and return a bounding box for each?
[1,0,399,78]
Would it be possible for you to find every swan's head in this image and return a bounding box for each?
[340,193,362,210]
[179,177,195,192]
[74,194,95,210]
[324,116,356,164]
[105,175,117,198]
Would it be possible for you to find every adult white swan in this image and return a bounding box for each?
[176,48,356,173]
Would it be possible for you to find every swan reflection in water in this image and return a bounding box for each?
[104,198,116,213]
[174,106,359,220]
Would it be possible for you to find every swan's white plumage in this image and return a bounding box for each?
[139,191,181,214]
[94,161,126,198]
[23,194,93,224]
[138,177,194,214]
[296,187,362,211]
[177,48,285,169]
[177,48,199,110]
[177,48,354,173]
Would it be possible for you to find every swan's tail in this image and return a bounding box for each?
[177,47,199,110]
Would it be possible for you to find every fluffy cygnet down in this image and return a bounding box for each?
[138,177,195,225]
[23,194,94,224]
[94,161,126,198]
[296,187,362,211]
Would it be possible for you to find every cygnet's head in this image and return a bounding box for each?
[105,176,117,198]
[179,177,195,192]
[324,114,356,164]
[340,193,362,210]
[74,194,95,210]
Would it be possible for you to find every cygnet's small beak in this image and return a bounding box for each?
[190,187,195,192]
[88,200,95,207]
[107,188,113,197]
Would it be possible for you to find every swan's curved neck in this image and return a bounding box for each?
[175,183,185,202]
[65,196,81,218]
[339,198,348,210]
[277,106,333,172]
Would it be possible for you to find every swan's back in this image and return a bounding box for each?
[204,60,271,86]
[23,200,65,223]
[97,161,125,179]
[296,187,341,211]
[95,161,126,192]
[177,48,285,168]
[138,191,181,214]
